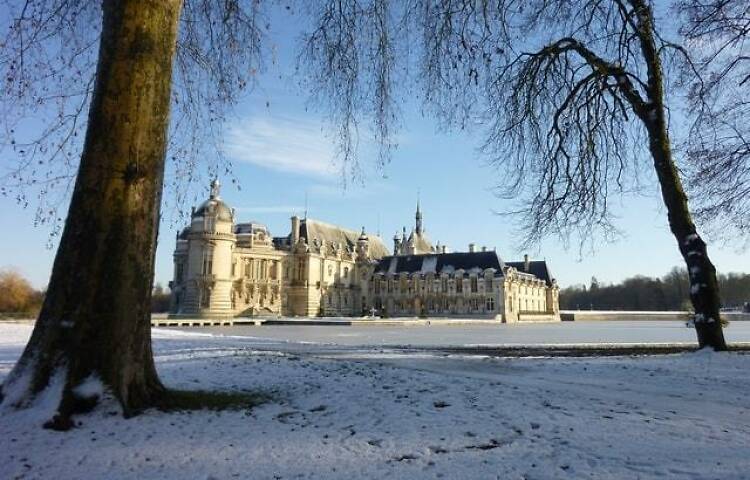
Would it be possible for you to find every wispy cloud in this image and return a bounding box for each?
[234,205,305,214]
[226,115,338,178]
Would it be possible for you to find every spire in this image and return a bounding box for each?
[415,192,423,235]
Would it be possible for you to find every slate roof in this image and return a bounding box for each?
[505,260,553,285]
[375,251,505,275]
[300,219,390,259]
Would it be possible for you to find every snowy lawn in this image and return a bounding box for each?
[1,323,749,479]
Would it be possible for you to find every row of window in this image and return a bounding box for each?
[374,296,496,312]
[237,258,279,280]
[519,285,545,296]
[507,296,547,313]
[373,277,492,294]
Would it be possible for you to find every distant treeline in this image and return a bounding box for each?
[151,283,172,313]
[0,268,173,316]
[560,268,750,311]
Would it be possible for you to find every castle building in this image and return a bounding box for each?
[169,181,560,322]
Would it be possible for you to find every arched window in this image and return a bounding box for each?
[202,248,213,275]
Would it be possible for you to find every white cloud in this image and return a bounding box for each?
[225,115,338,178]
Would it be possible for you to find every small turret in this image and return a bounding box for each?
[357,227,370,261]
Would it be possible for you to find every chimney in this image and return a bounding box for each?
[469,243,476,253]
[481,246,487,252]
[442,245,447,254]
[291,216,300,245]
[524,254,530,272]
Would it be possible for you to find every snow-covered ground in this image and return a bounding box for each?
[2,322,749,479]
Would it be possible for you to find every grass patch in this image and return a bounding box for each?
[156,389,271,412]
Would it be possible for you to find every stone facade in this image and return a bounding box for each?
[169,181,560,321]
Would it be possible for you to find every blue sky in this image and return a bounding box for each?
[0,5,748,290]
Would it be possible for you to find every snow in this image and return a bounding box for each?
[2,322,750,479]
[694,313,717,324]
[73,374,105,400]
[684,233,699,246]
[387,257,398,275]
[420,256,437,274]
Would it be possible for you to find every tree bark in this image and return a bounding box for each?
[633,0,727,350]
[0,0,184,427]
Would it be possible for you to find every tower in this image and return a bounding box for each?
[182,179,236,317]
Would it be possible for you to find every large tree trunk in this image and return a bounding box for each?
[635,1,727,350]
[645,119,727,350]
[0,0,184,427]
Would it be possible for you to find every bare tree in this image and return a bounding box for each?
[0,0,264,429]
[302,0,726,349]
[678,0,750,239]
[0,268,43,315]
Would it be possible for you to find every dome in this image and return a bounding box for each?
[191,179,233,222]
[192,198,233,222]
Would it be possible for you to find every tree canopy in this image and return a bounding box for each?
[0,0,265,232]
